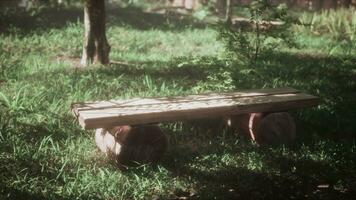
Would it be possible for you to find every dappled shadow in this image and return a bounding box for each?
[0,5,207,35]
[0,166,94,200]
[1,181,48,200]
[107,6,207,31]
[187,163,355,200]
[159,131,356,199]
[23,56,225,92]
[108,57,224,81]
[0,114,97,200]
[0,7,83,34]
[14,113,85,143]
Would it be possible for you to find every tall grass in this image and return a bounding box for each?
[298,8,356,41]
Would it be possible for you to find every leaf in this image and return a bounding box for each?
[0,91,10,108]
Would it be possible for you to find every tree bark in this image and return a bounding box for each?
[81,0,110,66]
[225,0,232,23]
[215,0,226,15]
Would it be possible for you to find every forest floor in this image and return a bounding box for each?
[0,3,355,200]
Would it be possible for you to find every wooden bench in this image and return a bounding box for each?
[71,87,319,130]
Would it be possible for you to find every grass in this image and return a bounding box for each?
[298,8,356,41]
[0,3,356,200]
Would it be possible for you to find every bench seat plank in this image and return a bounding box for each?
[72,87,299,113]
[71,88,318,129]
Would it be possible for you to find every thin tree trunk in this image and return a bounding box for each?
[81,0,110,66]
[216,0,226,15]
[225,0,232,23]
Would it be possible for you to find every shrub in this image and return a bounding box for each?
[217,0,295,65]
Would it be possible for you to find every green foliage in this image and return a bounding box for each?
[1,0,81,16]
[193,67,235,92]
[0,87,36,140]
[296,8,356,55]
[193,7,211,21]
[218,0,296,65]
[298,8,356,41]
[0,87,27,114]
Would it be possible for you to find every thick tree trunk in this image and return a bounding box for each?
[81,0,110,66]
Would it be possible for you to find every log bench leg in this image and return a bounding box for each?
[228,112,296,145]
[95,124,168,169]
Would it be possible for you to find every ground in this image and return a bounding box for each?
[0,3,355,200]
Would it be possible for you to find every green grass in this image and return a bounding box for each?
[0,4,356,200]
[298,8,356,41]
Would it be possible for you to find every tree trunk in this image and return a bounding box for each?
[215,0,226,15]
[309,0,322,10]
[225,0,232,23]
[81,0,110,66]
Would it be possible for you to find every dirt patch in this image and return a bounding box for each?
[51,54,81,66]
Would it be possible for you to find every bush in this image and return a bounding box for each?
[217,0,295,65]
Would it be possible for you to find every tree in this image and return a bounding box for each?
[215,0,226,15]
[225,0,232,22]
[213,0,232,22]
[81,0,110,66]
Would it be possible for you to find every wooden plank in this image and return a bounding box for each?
[72,87,299,116]
[72,91,319,129]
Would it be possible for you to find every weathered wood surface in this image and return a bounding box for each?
[95,125,168,168]
[230,112,296,145]
[71,87,319,129]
